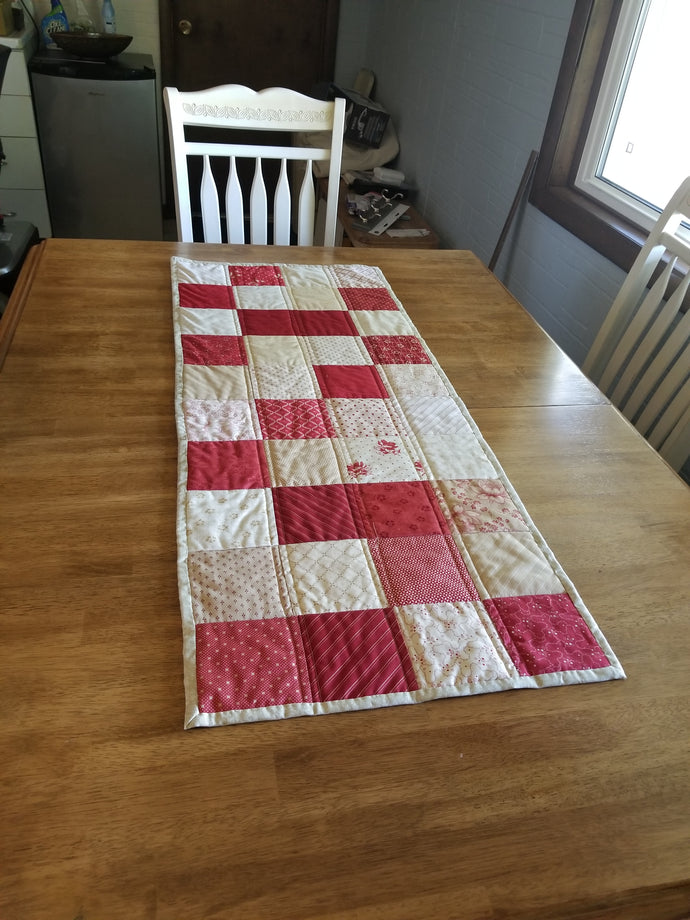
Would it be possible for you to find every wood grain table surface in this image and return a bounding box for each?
[0,239,688,920]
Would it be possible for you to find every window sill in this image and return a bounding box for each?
[529,179,645,275]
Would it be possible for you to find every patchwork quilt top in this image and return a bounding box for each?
[171,258,624,728]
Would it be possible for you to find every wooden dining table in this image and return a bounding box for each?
[0,238,688,920]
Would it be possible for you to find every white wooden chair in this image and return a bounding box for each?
[583,176,690,473]
[163,84,345,246]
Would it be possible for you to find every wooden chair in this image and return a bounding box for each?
[163,84,345,246]
[582,176,690,472]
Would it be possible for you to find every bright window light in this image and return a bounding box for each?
[576,0,690,229]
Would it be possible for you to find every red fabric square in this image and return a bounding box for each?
[272,484,361,544]
[354,481,449,538]
[187,440,269,490]
[314,364,388,398]
[178,283,236,309]
[369,535,480,605]
[228,265,285,286]
[298,608,418,702]
[294,311,359,337]
[238,310,296,336]
[363,335,431,365]
[338,287,399,311]
[483,594,611,677]
[181,335,248,366]
[255,399,336,439]
[196,619,309,712]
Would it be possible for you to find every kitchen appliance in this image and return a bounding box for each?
[0,42,39,308]
[29,49,162,240]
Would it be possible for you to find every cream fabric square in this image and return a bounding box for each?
[305,335,370,366]
[183,399,258,441]
[384,364,448,396]
[327,398,399,438]
[338,436,421,483]
[415,429,496,480]
[264,438,342,486]
[233,286,290,310]
[185,489,274,551]
[463,531,565,599]
[285,539,385,614]
[398,395,468,436]
[177,308,240,335]
[351,310,414,336]
[328,263,387,289]
[188,547,290,622]
[182,365,250,400]
[245,335,304,366]
[251,363,316,399]
[172,257,228,286]
[397,602,513,688]
[281,264,346,310]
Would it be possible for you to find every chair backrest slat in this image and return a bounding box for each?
[297,161,316,246]
[225,156,245,244]
[200,155,222,244]
[273,159,292,246]
[249,157,268,245]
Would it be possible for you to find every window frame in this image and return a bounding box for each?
[528,0,650,274]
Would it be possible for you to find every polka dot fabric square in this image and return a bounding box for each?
[196,619,309,712]
[171,258,624,728]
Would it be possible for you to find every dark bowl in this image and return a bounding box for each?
[52,31,133,58]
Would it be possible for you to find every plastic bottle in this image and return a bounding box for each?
[40,0,69,48]
[102,0,116,33]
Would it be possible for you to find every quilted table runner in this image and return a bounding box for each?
[171,258,625,728]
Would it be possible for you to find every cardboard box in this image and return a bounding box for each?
[0,0,14,36]
[331,84,390,149]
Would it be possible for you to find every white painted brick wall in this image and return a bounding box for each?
[361,0,627,367]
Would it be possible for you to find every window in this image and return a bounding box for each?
[575,0,690,232]
[530,0,689,272]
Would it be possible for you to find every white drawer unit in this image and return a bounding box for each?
[0,25,52,237]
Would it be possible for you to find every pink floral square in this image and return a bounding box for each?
[179,283,236,309]
[369,535,480,606]
[272,484,362,544]
[355,481,449,538]
[195,619,308,712]
[363,335,431,365]
[181,334,248,366]
[298,608,418,701]
[228,265,285,286]
[434,479,529,533]
[255,398,336,440]
[483,594,611,676]
[314,364,388,398]
[338,287,399,311]
[187,440,270,490]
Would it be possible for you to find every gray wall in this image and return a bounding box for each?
[335,0,627,368]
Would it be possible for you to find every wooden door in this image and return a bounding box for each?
[158,0,340,93]
[158,0,340,221]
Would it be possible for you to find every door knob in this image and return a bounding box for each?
[178,19,192,35]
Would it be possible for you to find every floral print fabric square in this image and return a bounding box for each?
[172,259,624,728]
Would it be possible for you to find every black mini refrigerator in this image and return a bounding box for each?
[29,50,162,240]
